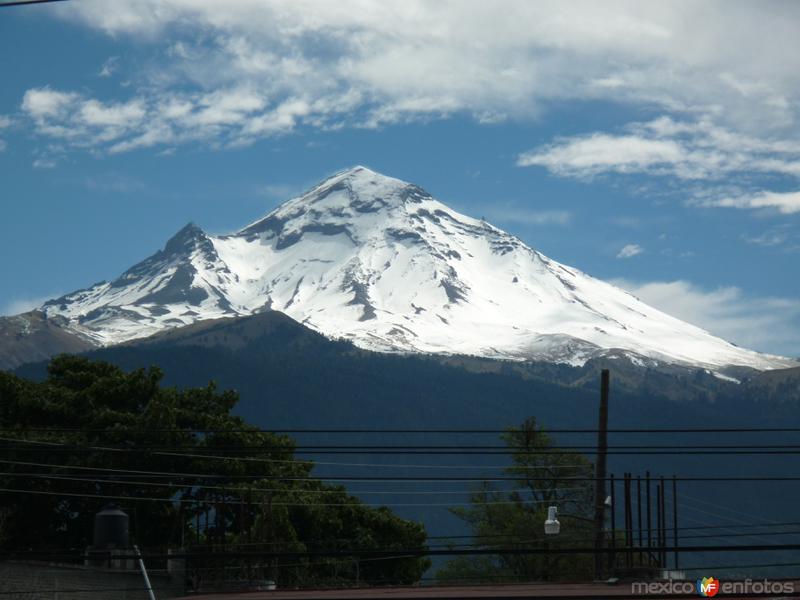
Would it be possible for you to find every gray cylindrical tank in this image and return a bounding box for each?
[93,504,130,549]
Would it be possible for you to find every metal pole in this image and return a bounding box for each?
[637,475,643,567]
[646,471,652,565]
[593,369,610,580]
[655,482,661,568]
[221,488,227,546]
[659,477,666,568]
[134,544,157,600]
[673,475,679,571]
[624,473,632,569]
[609,473,616,575]
[247,488,253,544]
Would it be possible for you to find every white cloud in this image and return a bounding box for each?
[15,1,800,155]
[78,99,146,128]
[617,243,644,258]
[1,295,56,316]
[83,173,146,194]
[519,116,800,216]
[32,158,57,169]
[98,56,119,78]
[0,116,10,152]
[483,208,573,227]
[742,225,799,250]
[22,88,78,119]
[259,183,305,201]
[519,134,686,177]
[519,116,800,181]
[698,190,800,215]
[20,86,287,153]
[613,279,800,357]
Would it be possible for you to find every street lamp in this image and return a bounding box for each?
[544,506,560,535]
[544,501,610,536]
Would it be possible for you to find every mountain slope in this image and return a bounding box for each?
[14,311,800,580]
[31,166,795,371]
[0,311,97,370]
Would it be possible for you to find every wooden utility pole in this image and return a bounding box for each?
[593,369,610,580]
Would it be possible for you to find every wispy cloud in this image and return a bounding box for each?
[258,182,305,201]
[83,173,146,194]
[617,243,644,258]
[0,114,10,152]
[483,208,573,227]
[20,85,324,155]
[613,279,800,357]
[696,190,800,215]
[519,116,800,216]
[743,231,788,247]
[518,117,800,181]
[519,134,686,178]
[13,2,800,156]
[32,158,57,169]
[1,295,55,316]
[98,56,119,78]
[607,216,642,229]
[741,224,800,252]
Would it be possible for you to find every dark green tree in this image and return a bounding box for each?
[437,417,595,583]
[0,355,429,587]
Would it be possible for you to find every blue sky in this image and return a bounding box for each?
[1,1,799,356]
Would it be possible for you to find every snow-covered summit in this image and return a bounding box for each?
[39,166,796,371]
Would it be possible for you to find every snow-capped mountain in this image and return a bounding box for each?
[39,166,795,371]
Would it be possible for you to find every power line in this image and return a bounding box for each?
[0,0,69,7]
[664,496,778,546]
[5,458,800,482]
[436,521,800,537]
[0,472,589,496]
[0,588,155,597]
[11,441,800,450]
[8,435,800,451]
[677,561,800,571]
[9,439,800,455]
[0,436,571,468]
[679,492,784,526]
[0,486,588,508]
[8,543,800,562]
[5,426,800,433]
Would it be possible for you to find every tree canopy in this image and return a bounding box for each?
[437,417,595,583]
[0,355,429,588]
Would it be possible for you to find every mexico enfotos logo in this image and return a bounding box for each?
[632,577,794,596]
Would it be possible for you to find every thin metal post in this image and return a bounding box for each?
[247,488,253,544]
[221,488,227,546]
[637,475,643,566]
[673,475,679,571]
[593,369,610,580]
[655,482,661,567]
[624,473,632,569]
[134,544,157,600]
[659,476,666,568]
[609,473,616,575]
[646,471,652,564]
